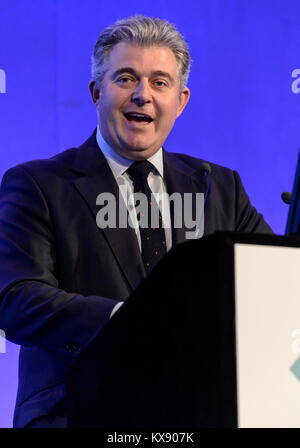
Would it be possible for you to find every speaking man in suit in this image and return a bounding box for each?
[0,15,272,428]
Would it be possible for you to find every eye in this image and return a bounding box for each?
[153,79,168,88]
[116,76,135,86]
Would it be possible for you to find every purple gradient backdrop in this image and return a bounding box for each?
[0,0,299,427]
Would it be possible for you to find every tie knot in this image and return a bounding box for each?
[127,160,154,180]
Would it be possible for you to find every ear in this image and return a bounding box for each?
[176,87,190,118]
[89,80,100,107]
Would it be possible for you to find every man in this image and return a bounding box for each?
[0,15,272,428]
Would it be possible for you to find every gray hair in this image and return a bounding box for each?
[91,15,191,92]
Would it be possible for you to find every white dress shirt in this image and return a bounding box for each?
[96,127,172,252]
[95,127,172,317]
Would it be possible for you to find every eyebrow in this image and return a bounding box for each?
[111,67,175,85]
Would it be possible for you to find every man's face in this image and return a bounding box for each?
[90,42,190,160]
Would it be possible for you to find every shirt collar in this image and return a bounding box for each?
[96,126,164,179]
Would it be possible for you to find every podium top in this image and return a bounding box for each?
[192,231,300,250]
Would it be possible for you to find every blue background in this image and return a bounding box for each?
[0,0,299,427]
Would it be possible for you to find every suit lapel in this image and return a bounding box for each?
[70,132,145,291]
[163,150,208,246]
[69,132,209,287]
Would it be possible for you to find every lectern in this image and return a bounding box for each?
[66,232,300,428]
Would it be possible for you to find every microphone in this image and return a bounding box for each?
[200,162,212,176]
[281,191,292,204]
[200,163,212,203]
[194,162,212,239]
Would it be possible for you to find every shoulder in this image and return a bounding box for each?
[5,147,78,178]
[0,131,98,190]
[167,151,232,171]
[166,151,239,183]
[0,148,78,202]
[1,131,98,183]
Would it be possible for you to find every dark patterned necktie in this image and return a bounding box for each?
[127,160,167,272]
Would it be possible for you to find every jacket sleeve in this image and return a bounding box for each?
[0,166,118,355]
[233,170,273,234]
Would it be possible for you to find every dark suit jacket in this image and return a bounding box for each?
[0,131,272,427]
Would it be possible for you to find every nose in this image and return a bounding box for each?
[131,79,151,106]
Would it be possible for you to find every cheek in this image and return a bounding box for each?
[160,97,180,120]
[99,99,117,124]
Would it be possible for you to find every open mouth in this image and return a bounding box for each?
[123,112,154,123]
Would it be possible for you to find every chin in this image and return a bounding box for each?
[121,145,157,160]
[123,140,153,152]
